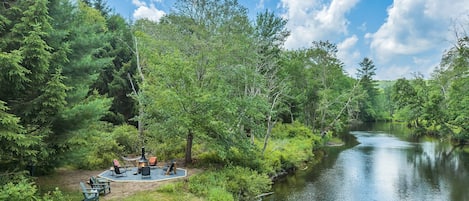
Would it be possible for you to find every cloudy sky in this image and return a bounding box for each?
[108,0,469,80]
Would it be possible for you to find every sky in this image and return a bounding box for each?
[107,0,469,80]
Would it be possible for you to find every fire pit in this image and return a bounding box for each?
[137,147,148,173]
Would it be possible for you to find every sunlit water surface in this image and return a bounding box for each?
[266,123,469,201]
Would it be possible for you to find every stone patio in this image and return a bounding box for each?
[98,166,187,182]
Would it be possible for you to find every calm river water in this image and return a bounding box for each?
[266,122,469,201]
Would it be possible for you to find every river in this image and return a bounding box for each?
[265,122,469,201]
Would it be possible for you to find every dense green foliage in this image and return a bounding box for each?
[391,32,469,143]
[1,0,468,200]
[356,58,380,121]
[0,175,70,201]
[189,166,271,201]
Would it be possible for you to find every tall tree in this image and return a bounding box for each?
[82,0,112,17]
[437,32,469,141]
[308,41,351,133]
[356,57,379,121]
[42,0,113,170]
[253,10,290,153]
[0,0,74,172]
[391,77,424,128]
[0,101,40,171]
[90,12,136,125]
[81,0,137,126]
[140,0,257,164]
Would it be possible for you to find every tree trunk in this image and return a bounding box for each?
[138,106,144,146]
[262,115,275,154]
[127,73,144,149]
[185,129,194,164]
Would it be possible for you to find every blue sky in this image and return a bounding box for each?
[107,0,469,80]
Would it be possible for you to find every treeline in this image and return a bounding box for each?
[391,32,469,143]
[0,0,467,200]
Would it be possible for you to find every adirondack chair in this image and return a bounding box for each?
[80,182,99,201]
[141,166,151,179]
[163,160,177,175]
[113,159,127,177]
[90,176,111,195]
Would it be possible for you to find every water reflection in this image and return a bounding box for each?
[266,123,469,201]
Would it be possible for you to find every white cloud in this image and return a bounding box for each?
[337,35,361,77]
[132,2,166,22]
[366,0,469,63]
[374,55,439,80]
[365,0,469,79]
[132,0,147,7]
[315,0,358,35]
[378,64,412,80]
[338,35,358,50]
[257,0,265,9]
[412,55,440,76]
[279,0,359,49]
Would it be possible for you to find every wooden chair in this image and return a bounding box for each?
[141,166,151,179]
[113,159,128,177]
[148,156,158,168]
[80,181,99,201]
[163,160,177,175]
[90,176,111,195]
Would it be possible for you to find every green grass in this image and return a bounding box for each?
[108,189,203,201]
[36,173,82,201]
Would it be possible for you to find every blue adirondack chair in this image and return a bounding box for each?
[80,181,99,201]
[90,176,111,195]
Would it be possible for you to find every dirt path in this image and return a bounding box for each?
[37,166,201,200]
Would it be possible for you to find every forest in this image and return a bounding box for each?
[0,0,468,200]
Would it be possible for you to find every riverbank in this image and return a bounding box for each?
[326,136,345,146]
[269,139,345,182]
[266,123,469,200]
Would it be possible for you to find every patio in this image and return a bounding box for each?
[98,166,187,182]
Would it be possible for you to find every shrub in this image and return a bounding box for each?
[208,187,234,201]
[222,166,271,200]
[258,123,321,175]
[257,149,282,175]
[66,122,122,169]
[0,176,69,201]
[225,146,262,170]
[189,170,220,196]
[41,187,70,201]
[271,121,313,139]
[146,135,186,162]
[0,178,38,201]
[189,166,271,201]
[112,124,139,154]
[196,146,261,170]
[197,151,224,166]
